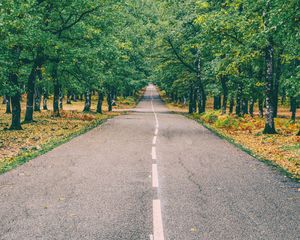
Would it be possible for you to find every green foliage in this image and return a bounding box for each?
[201,111,219,124]
[215,115,239,129]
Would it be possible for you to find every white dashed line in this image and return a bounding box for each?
[152,136,157,145]
[153,199,165,240]
[152,164,159,188]
[152,146,157,160]
[150,86,165,240]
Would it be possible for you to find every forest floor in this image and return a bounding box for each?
[0,92,143,174]
[160,91,300,180]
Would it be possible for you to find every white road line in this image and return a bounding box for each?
[152,164,159,188]
[153,199,165,240]
[152,136,157,145]
[155,128,159,136]
[152,146,157,160]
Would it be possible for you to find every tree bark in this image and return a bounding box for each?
[229,97,234,114]
[249,98,255,117]
[5,97,11,114]
[83,91,92,112]
[290,97,297,122]
[107,91,112,112]
[281,87,286,105]
[53,81,60,116]
[263,44,277,134]
[242,98,249,115]
[258,97,264,118]
[67,91,72,104]
[43,91,48,110]
[9,73,22,130]
[24,66,36,122]
[97,91,104,114]
[236,85,242,116]
[3,95,7,104]
[72,94,77,102]
[221,77,228,114]
[51,61,60,117]
[59,90,63,109]
[34,87,41,112]
[273,51,282,117]
[213,96,221,110]
[188,85,195,113]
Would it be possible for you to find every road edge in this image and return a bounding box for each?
[0,118,111,175]
[184,113,299,182]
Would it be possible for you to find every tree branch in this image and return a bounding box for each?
[56,6,99,34]
[167,38,197,73]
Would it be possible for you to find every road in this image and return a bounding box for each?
[0,85,299,240]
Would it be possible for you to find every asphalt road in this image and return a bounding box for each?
[0,85,299,240]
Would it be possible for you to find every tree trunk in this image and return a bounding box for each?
[51,61,60,117]
[9,73,22,130]
[53,81,60,116]
[263,44,276,134]
[5,97,11,113]
[258,97,264,118]
[290,97,297,122]
[72,94,77,102]
[107,91,112,112]
[242,98,249,115]
[200,88,206,113]
[34,87,41,112]
[249,98,255,117]
[97,91,104,114]
[3,95,7,104]
[229,97,234,114]
[213,96,221,110]
[67,91,72,104]
[188,85,194,114]
[221,77,228,114]
[59,90,63,109]
[83,91,91,112]
[281,87,286,105]
[236,85,242,116]
[273,52,282,117]
[43,91,48,110]
[24,67,36,122]
[5,97,11,114]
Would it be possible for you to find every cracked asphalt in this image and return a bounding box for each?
[0,85,299,240]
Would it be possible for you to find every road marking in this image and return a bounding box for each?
[152,146,157,160]
[150,86,164,240]
[152,164,159,188]
[153,199,165,240]
[152,136,157,145]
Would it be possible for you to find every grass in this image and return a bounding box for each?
[159,90,300,181]
[0,92,143,174]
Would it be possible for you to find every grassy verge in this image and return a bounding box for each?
[0,93,142,174]
[159,90,300,181]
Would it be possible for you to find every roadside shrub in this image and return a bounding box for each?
[201,111,219,123]
[215,115,238,129]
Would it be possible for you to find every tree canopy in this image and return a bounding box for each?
[0,0,299,133]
